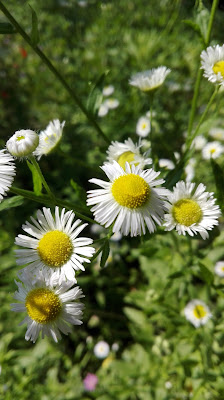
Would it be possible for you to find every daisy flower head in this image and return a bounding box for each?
[98,102,109,117]
[214,261,224,277]
[102,85,114,96]
[94,340,110,359]
[158,158,175,170]
[6,129,39,158]
[163,181,221,239]
[0,149,16,202]
[201,44,224,86]
[129,66,171,92]
[33,119,65,160]
[104,98,119,109]
[106,138,152,170]
[87,161,169,237]
[11,271,84,343]
[202,141,224,160]
[184,299,212,328]
[209,127,224,141]
[15,206,95,282]
[136,116,151,137]
[192,135,207,151]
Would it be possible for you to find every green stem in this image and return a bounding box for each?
[28,156,54,199]
[187,0,219,139]
[0,1,109,145]
[10,186,97,225]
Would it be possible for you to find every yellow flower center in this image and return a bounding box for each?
[193,305,207,319]
[37,230,73,267]
[111,174,150,209]
[213,60,224,78]
[117,151,138,170]
[16,135,25,141]
[172,199,202,226]
[25,288,62,324]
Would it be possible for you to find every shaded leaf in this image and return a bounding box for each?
[198,262,214,285]
[0,196,24,211]
[211,159,224,211]
[100,240,110,268]
[29,5,39,46]
[70,179,86,203]
[27,161,42,195]
[87,71,109,116]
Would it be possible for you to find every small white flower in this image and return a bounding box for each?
[165,381,172,390]
[209,127,224,141]
[102,85,114,96]
[184,299,212,328]
[11,272,84,343]
[111,342,119,352]
[15,206,95,283]
[98,103,109,117]
[136,116,151,137]
[202,141,224,159]
[214,261,224,277]
[104,98,119,109]
[106,138,152,170]
[163,181,221,240]
[158,158,175,170]
[201,44,224,86]
[185,158,196,182]
[192,135,207,150]
[6,130,39,158]
[87,161,169,237]
[110,232,122,242]
[94,341,110,359]
[33,119,65,160]
[0,149,16,202]
[129,66,171,92]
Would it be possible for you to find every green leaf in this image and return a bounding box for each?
[100,240,110,268]
[123,307,147,326]
[29,5,40,46]
[0,196,24,211]
[86,71,109,116]
[198,262,214,285]
[211,159,224,211]
[0,22,16,34]
[70,179,86,203]
[182,19,203,41]
[27,161,42,195]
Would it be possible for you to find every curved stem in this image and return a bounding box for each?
[0,1,110,145]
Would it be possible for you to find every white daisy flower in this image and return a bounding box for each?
[214,261,224,277]
[102,85,114,96]
[136,116,151,137]
[209,127,224,141]
[202,141,224,159]
[158,158,175,170]
[104,98,119,109]
[11,272,84,343]
[0,149,16,202]
[87,161,169,237]
[98,102,109,117]
[184,299,212,328]
[33,119,65,160]
[201,44,224,86]
[129,66,171,92]
[6,130,39,158]
[192,135,207,150]
[163,181,221,240]
[94,340,110,359]
[15,206,95,282]
[106,138,152,170]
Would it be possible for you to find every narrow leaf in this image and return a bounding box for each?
[198,262,214,285]
[70,179,86,203]
[0,22,16,34]
[0,196,24,211]
[27,161,42,195]
[29,5,39,46]
[87,71,109,116]
[100,240,110,268]
[211,159,224,211]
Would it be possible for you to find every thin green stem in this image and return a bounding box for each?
[10,186,97,225]
[0,1,109,145]
[29,156,54,199]
[187,0,219,139]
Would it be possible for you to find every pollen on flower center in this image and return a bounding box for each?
[193,305,207,319]
[172,199,202,226]
[37,230,73,267]
[25,288,62,324]
[117,151,137,169]
[16,135,25,141]
[213,60,224,78]
[111,174,150,209]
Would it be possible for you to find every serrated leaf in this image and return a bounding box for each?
[211,159,224,211]
[0,22,16,34]
[87,71,109,116]
[29,5,39,46]
[27,161,42,195]
[100,240,110,268]
[0,196,24,211]
[198,262,214,285]
[70,179,86,203]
